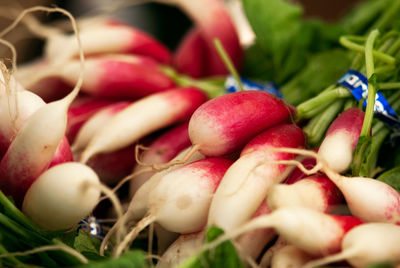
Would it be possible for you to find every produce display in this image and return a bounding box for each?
[1,0,400,267]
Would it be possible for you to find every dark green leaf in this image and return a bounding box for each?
[241,41,275,82]
[377,166,400,193]
[352,136,372,176]
[242,0,302,72]
[282,49,352,105]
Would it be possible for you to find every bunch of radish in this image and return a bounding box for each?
[1,1,400,268]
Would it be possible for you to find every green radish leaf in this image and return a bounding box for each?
[377,167,400,193]
[242,0,302,73]
[74,230,101,256]
[352,136,372,176]
[242,41,275,82]
[178,227,245,268]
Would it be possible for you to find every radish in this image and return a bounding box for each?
[173,27,207,78]
[20,54,176,100]
[22,162,101,231]
[206,207,363,257]
[273,148,400,224]
[130,122,192,195]
[207,124,305,231]
[267,174,344,213]
[44,18,172,64]
[236,199,275,260]
[270,245,313,268]
[154,224,179,255]
[80,87,207,163]
[113,157,233,257]
[259,237,288,268]
[86,145,136,185]
[318,107,364,173]
[158,0,242,75]
[127,148,205,223]
[72,101,131,153]
[67,96,114,143]
[100,148,205,256]
[304,223,400,268]
[48,136,73,167]
[158,231,205,268]
[189,90,292,157]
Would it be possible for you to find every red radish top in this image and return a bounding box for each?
[331,215,363,241]
[104,20,172,64]
[325,108,365,149]
[189,91,291,156]
[173,27,207,78]
[241,123,306,156]
[142,122,191,164]
[48,137,73,168]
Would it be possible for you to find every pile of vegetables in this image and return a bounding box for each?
[1,0,400,267]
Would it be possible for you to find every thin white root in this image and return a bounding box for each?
[98,167,153,203]
[148,223,154,265]
[269,159,323,175]
[88,182,126,247]
[137,144,200,172]
[113,214,156,258]
[0,244,88,264]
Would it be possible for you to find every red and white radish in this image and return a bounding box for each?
[80,87,207,163]
[274,148,400,224]
[173,27,207,78]
[318,107,364,173]
[130,122,192,195]
[21,55,176,100]
[207,124,305,231]
[159,0,242,75]
[304,223,400,268]
[72,101,131,153]
[22,162,101,231]
[67,96,114,143]
[267,174,343,213]
[189,90,292,157]
[206,207,363,257]
[114,157,233,257]
[236,199,275,260]
[45,18,172,64]
[100,148,205,256]
[259,237,288,268]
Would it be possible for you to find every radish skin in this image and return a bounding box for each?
[318,108,364,173]
[22,162,101,231]
[267,174,343,213]
[304,223,400,268]
[189,91,291,157]
[275,148,400,224]
[114,158,233,256]
[130,122,192,195]
[72,101,131,153]
[67,96,114,143]
[45,19,172,64]
[271,245,313,268]
[236,199,275,260]
[23,55,176,100]
[173,27,207,78]
[80,87,207,163]
[160,0,242,75]
[128,148,205,222]
[208,124,305,231]
[206,207,363,257]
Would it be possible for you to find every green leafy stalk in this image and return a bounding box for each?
[360,29,380,137]
[213,39,244,91]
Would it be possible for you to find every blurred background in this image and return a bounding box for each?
[0,0,363,63]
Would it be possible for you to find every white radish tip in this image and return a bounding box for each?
[22,162,101,231]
